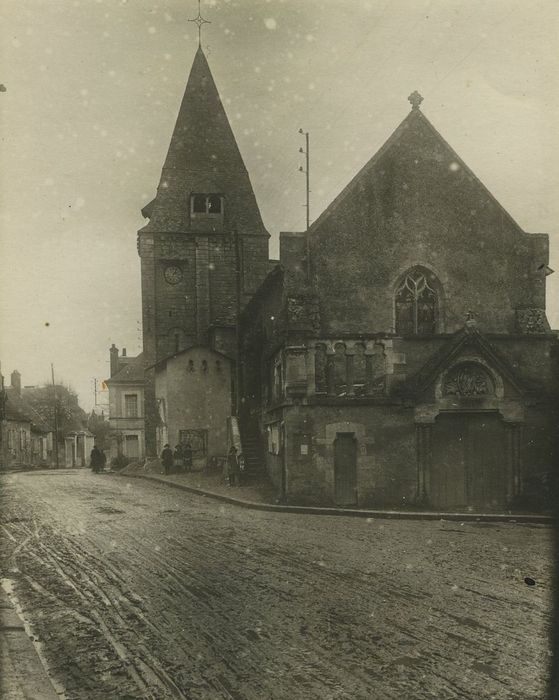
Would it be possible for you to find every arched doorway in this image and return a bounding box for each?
[430,412,506,511]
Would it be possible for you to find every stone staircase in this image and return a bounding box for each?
[239,422,265,479]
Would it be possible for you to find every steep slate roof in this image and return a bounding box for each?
[106,353,145,385]
[308,106,527,237]
[141,47,268,237]
[4,387,52,433]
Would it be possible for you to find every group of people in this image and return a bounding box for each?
[160,443,244,486]
[90,445,107,473]
[161,442,193,475]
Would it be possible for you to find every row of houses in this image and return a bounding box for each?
[0,366,95,470]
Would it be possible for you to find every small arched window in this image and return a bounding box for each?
[395,267,439,335]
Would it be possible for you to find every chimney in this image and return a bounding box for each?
[109,344,119,377]
[10,370,21,396]
[122,348,127,357]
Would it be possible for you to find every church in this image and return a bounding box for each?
[138,44,557,512]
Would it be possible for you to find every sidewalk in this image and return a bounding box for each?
[118,461,277,502]
[0,586,59,699]
[117,463,554,525]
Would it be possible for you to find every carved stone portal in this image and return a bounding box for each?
[443,363,494,397]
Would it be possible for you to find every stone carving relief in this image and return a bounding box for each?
[286,295,320,333]
[515,308,550,334]
[443,363,494,397]
[287,296,305,322]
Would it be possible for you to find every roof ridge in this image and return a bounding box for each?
[308,107,527,236]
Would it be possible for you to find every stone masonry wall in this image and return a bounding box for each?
[310,115,550,337]
[157,348,232,459]
[277,404,417,508]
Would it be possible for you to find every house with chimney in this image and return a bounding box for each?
[0,368,53,469]
[105,345,145,463]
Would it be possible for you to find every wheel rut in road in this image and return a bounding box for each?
[0,471,552,700]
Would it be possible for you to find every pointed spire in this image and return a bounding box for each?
[143,47,267,237]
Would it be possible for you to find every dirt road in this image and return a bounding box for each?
[0,470,552,699]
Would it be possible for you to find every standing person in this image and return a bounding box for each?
[227,446,241,487]
[100,448,107,472]
[161,443,174,476]
[173,444,184,473]
[90,445,102,474]
[183,442,193,473]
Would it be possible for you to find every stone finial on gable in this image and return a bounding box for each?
[408,90,423,111]
[465,310,477,330]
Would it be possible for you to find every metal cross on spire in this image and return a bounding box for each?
[188,0,211,47]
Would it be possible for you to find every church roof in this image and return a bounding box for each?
[308,103,526,236]
[141,47,268,237]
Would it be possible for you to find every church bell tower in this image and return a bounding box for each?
[138,34,269,457]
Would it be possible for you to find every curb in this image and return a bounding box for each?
[120,472,555,525]
[0,587,60,699]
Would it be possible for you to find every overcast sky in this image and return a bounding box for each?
[1,0,558,411]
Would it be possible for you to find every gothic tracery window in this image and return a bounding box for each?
[395,268,439,335]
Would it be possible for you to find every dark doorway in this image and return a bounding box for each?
[334,433,357,506]
[430,413,506,511]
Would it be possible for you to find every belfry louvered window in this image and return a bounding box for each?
[190,194,223,215]
[395,268,438,335]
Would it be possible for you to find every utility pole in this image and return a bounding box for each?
[298,128,311,279]
[51,363,60,469]
[233,226,242,417]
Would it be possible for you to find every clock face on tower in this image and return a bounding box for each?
[164,265,183,285]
